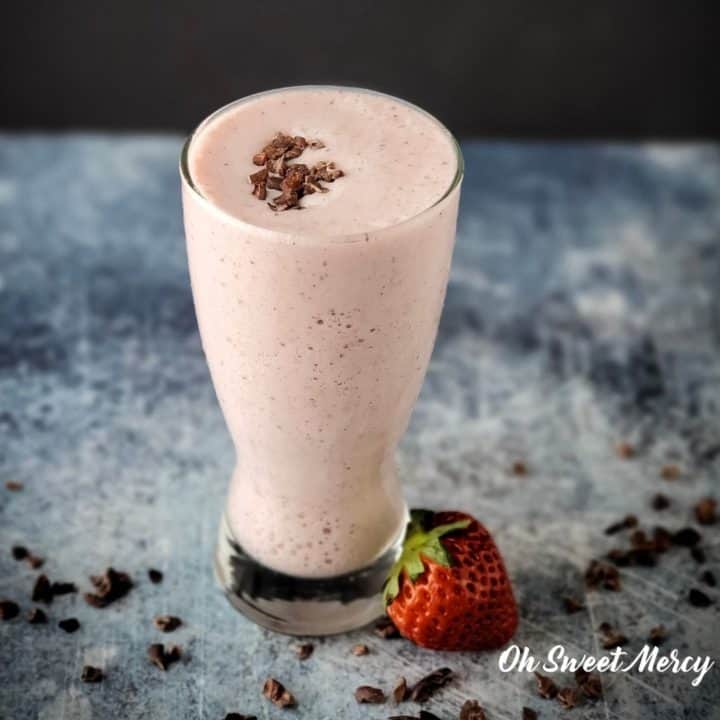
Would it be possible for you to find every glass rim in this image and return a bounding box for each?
[179,85,464,243]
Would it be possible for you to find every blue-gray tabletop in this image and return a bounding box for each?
[1,136,719,720]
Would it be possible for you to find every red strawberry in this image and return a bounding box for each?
[384,510,518,651]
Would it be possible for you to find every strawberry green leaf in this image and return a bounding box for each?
[383,510,471,605]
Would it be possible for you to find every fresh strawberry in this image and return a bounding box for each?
[384,510,518,651]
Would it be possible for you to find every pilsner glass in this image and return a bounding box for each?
[180,87,463,634]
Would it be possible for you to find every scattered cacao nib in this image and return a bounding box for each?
[148,643,182,671]
[354,686,385,704]
[268,190,299,211]
[652,526,673,552]
[629,528,650,548]
[293,642,313,660]
[419,712,442,720]
[387,716,417,720]
[694,497,717,525]
[522,708,538,720]
[11,545,28,560]
[534,672,558,699]
[32,575,53,604]
[309,139,325,149]
[579,673,603,700]
[262,677,296,708]
[660,464,680,480]
[672,527,701,547]
[58,617,80,633]
[252,152,267,166]
[648,624,667,646]
[27,607,47,624]
[374,616,399,638]
[688,588,713,608]
[392,676,408,703]
[84,568,133,608]
[312,160,343,182]
[598,623,628,649]
[691,547,706,564]
[700,570,716,587]
[0,599,20,620]
[351,643,369,656]
[459,700,486,720]
[557,687,580,709]
[409,668,453,703]
[651,493,670,511]
[148,568,163,584]
[616,442,635,459]
[249,168,268,200]
[51,582,77,596]
[224,715,257,720]
[26,553,44,569]
[5,480,23,491]
[574,667,589,685]
[512,460,528,476]
[154,614,182,632]
[607,548,630,566]
[81,665,104,683]
[585,560,621,591]
[267,175,283,191]
[563,596,584,614]
[605,514,638,535]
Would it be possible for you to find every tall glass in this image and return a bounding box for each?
[180,87,463,635]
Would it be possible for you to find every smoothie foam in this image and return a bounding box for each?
[183,87,461,577]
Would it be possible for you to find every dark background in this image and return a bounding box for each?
[1,0,718,138]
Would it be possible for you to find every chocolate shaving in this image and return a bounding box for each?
[694,497,717,525]
[408,667,453,703]
[58,617,80,633]
[27,607,47,624]
[351,643,369,656]
[81,665,104,683]
[688,588,713,608]
[294,642,314,660]
[148,568,163,584]
[651,493,670,510]
[534,672,558,699]
[557,687,580,709]
[648,624,667,646]
[84,567,133,608]
[0,599,20,620]
[563,596,584,614]
[32,575,53,604]
[354,686,385,704]
[148,643,182,671]
[522,708,538,720]
[374,616,399,638]
[154,614,182,632]
[392,676,408,703]
[459,700,487,720]
[262,677,296,708]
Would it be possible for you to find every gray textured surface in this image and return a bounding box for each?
[1,136,719,719]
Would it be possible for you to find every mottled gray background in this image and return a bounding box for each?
[1,137,719,719]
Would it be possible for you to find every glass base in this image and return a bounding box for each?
[213,513,405,636]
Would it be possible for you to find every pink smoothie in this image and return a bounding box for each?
[182,87,461,577]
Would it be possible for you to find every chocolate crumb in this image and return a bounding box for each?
[574,667,589,685]
[32,575,53,604]
[522,708,538,720]
[374,616,399,638]
[648,624,667,646]
[672,527,701,547]
[5,480,23,491]
[688,588,713,608]
[557,687,580,709]
[585,560,621,591]
[354,686,385,704]
[11,545,28,560]
[293,642,313,660]
[579,673,603,700]
[392,677,408,703]
[409,667,453,703]
[27,607,47,624]
[51,582,77,596]
[58,617,80,633]
[262,677,296,708]
[351,643,369,656]
[563,596,584,614]
[459,700,486,720]
[598,623,628,649]
[81,665,104,683]
[148,568,163,584]
[154,614,182,632]
[0,599,20,620]
[691,546,706,564]
[652,526,673,552]
[512,460,528,475]
[616,442,635,459]
[604,514,637,535]
[26,553,44,569]
[309,139,325,149]
[148,643,182,671]
[652,493,670,511]
[534,672,558,699]
[700,570,716,587]
[84,568,133,608]
[660,464,681,480]
[694,497,717,525]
